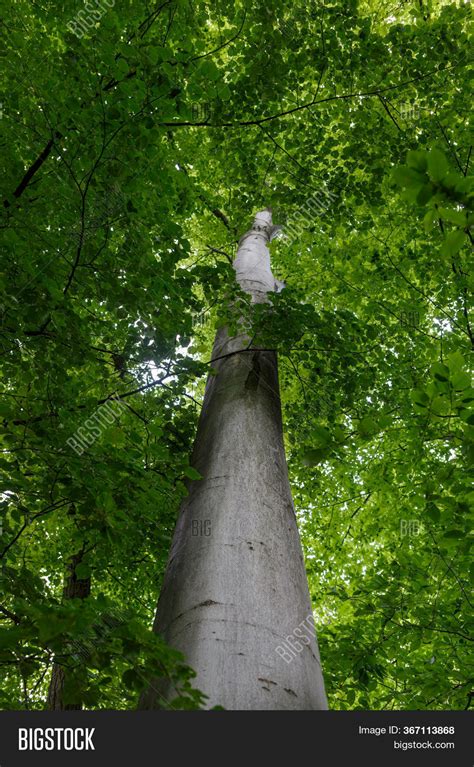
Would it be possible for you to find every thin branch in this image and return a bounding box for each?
[3,132,61,208]
[190,13,247,62]
[464,145,472,177]
[206,245,233,265]
[158,62,466,129]
[0,605,21,624]
[378,95,402,132]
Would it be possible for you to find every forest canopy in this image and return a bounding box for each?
[0,0,472,710]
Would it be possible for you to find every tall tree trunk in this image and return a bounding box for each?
[47,551,91,710]
[141,209,327,710]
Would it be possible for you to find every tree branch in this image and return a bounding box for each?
[3,132,61,208]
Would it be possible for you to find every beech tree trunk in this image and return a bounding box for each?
[141,209,327,710]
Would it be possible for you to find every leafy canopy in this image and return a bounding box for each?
[0,0,472,709]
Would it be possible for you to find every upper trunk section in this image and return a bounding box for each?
[233,208,283,301]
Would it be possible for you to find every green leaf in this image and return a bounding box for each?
[148,46,169,65]
[302,447,331,466]
[116,59,130,78]
[459,408,474,425]
[392,166,425,189]
[411,389,429,407]
[423,209,437,232]
[441,230,465,258]
[451,371,471,391]
[447,351,465,372]
[311,425,332,446]
[183,466,202,480]
[457,387,474,403]
[431,362,450,381]
[217,83,232,101]
[416,183,434,205]
[122,669,143,691]
[197,60,221,81]
[427,149,449,182]
[406,150,428,172]
[426,503,441,523]
[438,207,468,226]
[357,416,379,438]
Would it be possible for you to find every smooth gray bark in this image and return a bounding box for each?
[140,209,327,710]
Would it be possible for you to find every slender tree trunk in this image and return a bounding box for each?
[140,209,327,710]
[47,551,90,710]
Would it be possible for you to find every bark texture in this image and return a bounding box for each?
[140,209,327,710]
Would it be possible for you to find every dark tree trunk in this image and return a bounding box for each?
[47,551,91,710]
